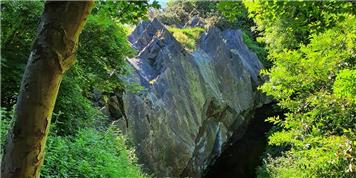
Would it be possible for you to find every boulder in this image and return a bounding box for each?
[118,19,269,177]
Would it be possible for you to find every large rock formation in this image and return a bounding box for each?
[116,19,269,177]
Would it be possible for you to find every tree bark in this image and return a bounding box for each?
[1,1,94,177]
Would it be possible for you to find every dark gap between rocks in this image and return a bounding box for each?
[203,103,280,178]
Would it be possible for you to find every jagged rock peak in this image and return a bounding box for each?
[128,18,172,51]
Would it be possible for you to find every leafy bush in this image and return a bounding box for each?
[256,14,356,178]
[52,76,105,136]
[0,107,14,158]
[215,1,253,31]
[157,1,195,27]
[333,69,356,100]
[244,1,355,52]
[0,1,43,108]
[73,13,135,96]
[258,135,351,178]
[92,1,160,24]
[168,27,204,50]
[1,111,147,177]
[41,128,147,178]
[1,1,150,177]
[158,1,250,29]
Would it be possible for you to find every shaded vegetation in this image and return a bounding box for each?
[244,1,355,52]
[0,1,44,108]
[217,0,355,177]
[41,128,147,178]
[0,107,14,158]
[1,1,155,176]
[158,0,252,30]
[242,1,355,177]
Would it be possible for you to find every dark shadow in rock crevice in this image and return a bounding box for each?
[203,103,281,178]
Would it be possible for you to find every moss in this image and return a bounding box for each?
[168,27,205,51]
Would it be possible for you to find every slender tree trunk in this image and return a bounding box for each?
[1,1,93,177]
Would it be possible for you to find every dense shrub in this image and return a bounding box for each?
[72,13,135,96]
[41,128,147,178]
[52,76,104,136]
[0,107,14,158]
[1,1,151,177]
[333,69,356,100]
[157,1,194,27]
[215,1,253,31]
[158,1,251,30]
[50,10,142,136]
[222,1,356,177]
[256,12,356,178]
[0,1,43,108]
[92,1,160,24]
[1,109,147,177]
[244,1,355,52]
[0,1,135,135]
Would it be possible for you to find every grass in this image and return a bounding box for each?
[168,27,205,51]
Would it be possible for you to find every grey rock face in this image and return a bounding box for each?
[119,19,269,177]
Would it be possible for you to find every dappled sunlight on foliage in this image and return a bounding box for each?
[0,1,154,177]
[168,27,204,50]
[253,6,356,177]
[244,0,355,52]
[41,128,148,178]
[0,1,44,108]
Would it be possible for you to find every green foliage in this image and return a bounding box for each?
[217,1,245,22]
[52,76,104,136]
[0,1,136,134]
[0,107,14,158]
[333,69,356,100]
[1,110,147,177]
[41,128,147,178]
[241,31,270,68]
[216,1,253,31]
[168,27,204,50]
[244,0,355,52]
[50,11,134,136]
[260,16,355,103]
[159,1,246,29]
[258,135,351,178]
[1,1,149,177]
[213,1,269,67]
[93,0,160,24]
[0,1,44,108]
[256,10,356,178]
[158,1,195,26]
[72,13,135,95]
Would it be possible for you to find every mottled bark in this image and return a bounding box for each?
[1,1,93,177]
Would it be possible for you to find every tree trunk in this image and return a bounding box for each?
[1,1,94,177]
